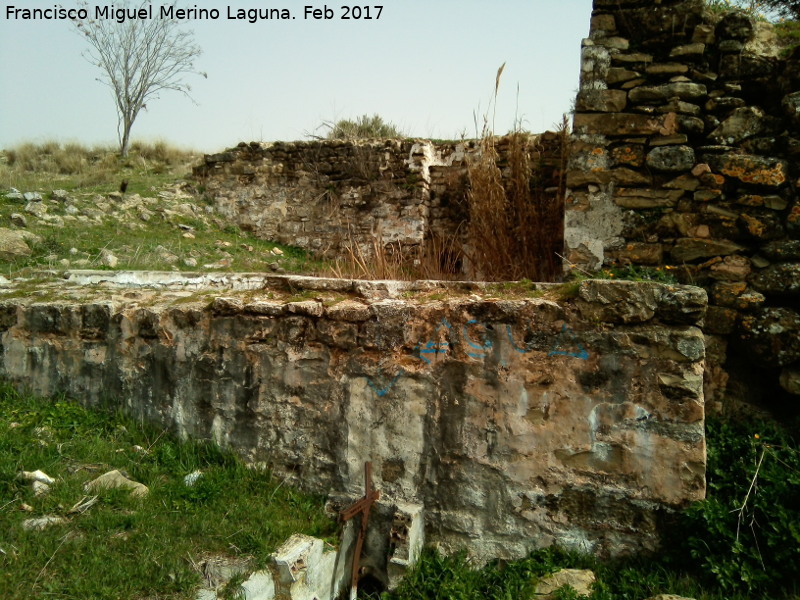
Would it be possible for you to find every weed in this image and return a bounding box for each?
[465,67,567,282]
[0,382,337,600]
[387,416,800,600]
[597,265,679,284]
[678,419,800,595]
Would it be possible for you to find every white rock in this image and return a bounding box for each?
[534,569,596,599]
[0,227,33,260]
[184,470,203,486]
[32,481,50,496]
[19,469,56,485]
[85,469,149,498]
[24,201,47,218]
[100,250,119,268]
[22,516,67,531]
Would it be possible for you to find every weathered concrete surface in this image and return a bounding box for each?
[0,275,707,561]
[195,523,356,600]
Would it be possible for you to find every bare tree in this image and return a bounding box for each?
[71,0,205,156]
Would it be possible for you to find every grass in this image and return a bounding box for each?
[1,140,193,196]
[0,381,338,600]
[0,140,325,277]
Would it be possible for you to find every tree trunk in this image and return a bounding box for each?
[120,124,131,158]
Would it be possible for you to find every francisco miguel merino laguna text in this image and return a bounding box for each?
[6,5,384,23]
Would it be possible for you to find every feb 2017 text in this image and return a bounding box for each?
[5,5,384,24]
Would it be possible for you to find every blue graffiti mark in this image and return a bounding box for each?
[418,340,449,364]
[463,319,493,359]
[507,324,535,354]
[415,318,452,364]
[367,371,404,397]
[547,324,589,361]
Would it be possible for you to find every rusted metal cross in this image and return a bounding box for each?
[340,462,380,600]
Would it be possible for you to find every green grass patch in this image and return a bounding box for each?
[0,140,328,278]
[0,382,337,600]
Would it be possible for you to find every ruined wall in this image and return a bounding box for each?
[566,0,800,412]
[193,134,566,269]
[0,277,706,561]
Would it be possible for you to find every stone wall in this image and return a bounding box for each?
[193,134,566,275]
[565,0,800,412]
[0,275,706,561]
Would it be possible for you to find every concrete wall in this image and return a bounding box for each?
[0,275,707,561]
[566,0,800,412]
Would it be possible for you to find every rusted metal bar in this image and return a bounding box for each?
[340,462,380,600]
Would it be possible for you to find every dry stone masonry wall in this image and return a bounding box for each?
[193,134,566,269]
[0,277,706,561]
[566,0,800,412]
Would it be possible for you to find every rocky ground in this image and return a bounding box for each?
[0,182,314,276]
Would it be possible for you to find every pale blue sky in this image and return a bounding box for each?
[0,1,594,152]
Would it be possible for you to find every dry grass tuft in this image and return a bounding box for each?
[324,227,465,282]
[464,120,568,282]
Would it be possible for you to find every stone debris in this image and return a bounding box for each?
[533,568,596,599]
[84,469,149,498]
[22,516,67,531]
[100,249,119,268]
[0,227,34,260]
[32,480,51,496]
[5,188,23,201]
[19,469,56,485]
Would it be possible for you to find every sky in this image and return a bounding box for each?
[0,0,594,153]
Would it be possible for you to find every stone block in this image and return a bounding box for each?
[670,42,706,58]
[573,112,678,136]
[709,255,752,282]
[614,188,683,209]
[609,242,664,265]
[750,263,800,296]
[737,307,800,367]
[646,145,695,172]
[575,89,628,113]
[646,63,690,76]
[709,106,766,145]
[606,67,640,85]
[704,305,738,334]
[761,240,800,261]
[628,82,707,103]
[671,238,745,263]
[211,297,244,315]
[780,367,800,396]
[533,568,596,599]
[611,143,646,167]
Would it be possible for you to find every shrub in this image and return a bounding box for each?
[324,114,404,140]
[679,418,800,595]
